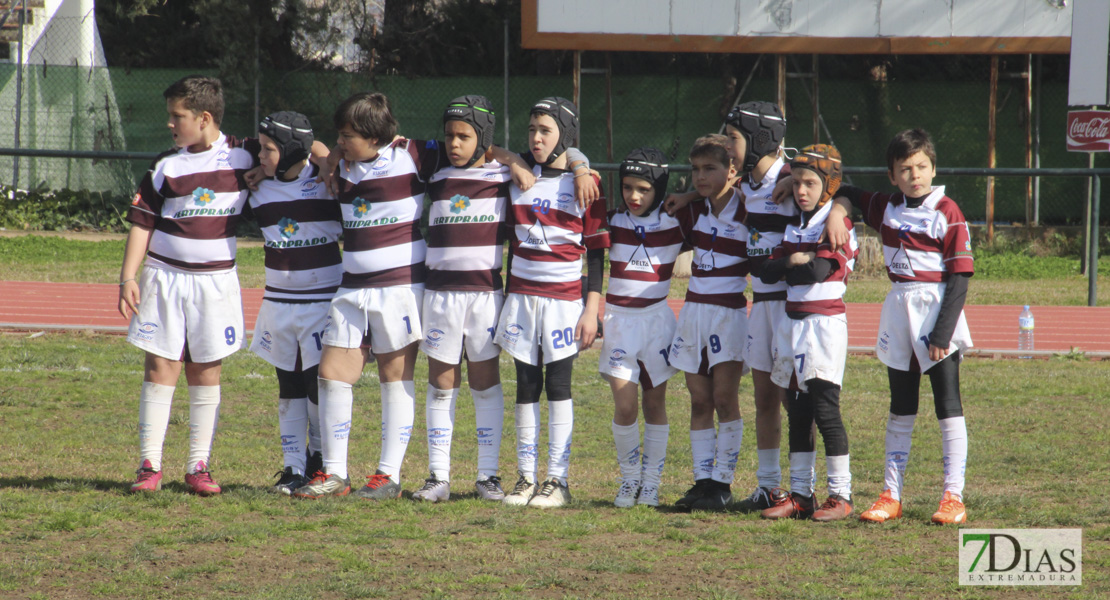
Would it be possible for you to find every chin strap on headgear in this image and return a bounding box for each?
[619,147,670,214]
[725,101,786,175]
[444,95,496,165]
[259,111,313,179]
[790,144,843,208]
[530,96,579,165]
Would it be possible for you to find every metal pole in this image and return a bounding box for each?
[503,18,510,149]
[1084,151,1094,275]
[812,54,820,144]
[776,55,786,117]
[572,51,581,110]
[1033,54,1042,225]
[1025,54,1033,225]
[986,56,998,242]
[1090,174,1101,307]
[253,28,260,136]
[12,0,26,189]
[605,52,614,203]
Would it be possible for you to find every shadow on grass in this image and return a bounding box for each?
[0,476,262,496]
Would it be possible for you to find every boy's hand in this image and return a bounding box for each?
[118,280,140,319]
[771,175,793,204]
[788,251,815,266]
[575,311,599,350]
[664,191,698,215]
[243,166,266,190]
[823,198,852,251]
[509,162,536,192]
[318,147,341,196]
[928,343,950,362]
[574,171,600,208]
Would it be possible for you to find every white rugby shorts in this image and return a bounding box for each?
[251,299,331,371]
[321,285,424,354]
[669,301,748,375]
[744,299,787,373]
[420,289,503,364]
[598,301,680,389]
[127,266,245,363]
[496,293,584,365]
[771,312,848,392]
[876,281,973,372]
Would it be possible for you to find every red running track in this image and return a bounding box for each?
[3,280,1109,355]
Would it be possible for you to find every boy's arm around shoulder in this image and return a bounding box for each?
[488,146,536,192]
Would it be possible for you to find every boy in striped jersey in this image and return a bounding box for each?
[825,129,974,524]
[248,112,343,495]
[119,75,255,495]
[669,134,750,511]
[414,96,512,502]
[602,148,691,507]
[497,97,610,508]
[758,145,859,522]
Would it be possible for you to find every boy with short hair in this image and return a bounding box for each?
[248,111,342,494]
[119,75,255,495]
[669,134,749,511]
[497,97,610,508]
[827,129,974,525]
[602,147,691,507]
[413,95,513,502]
[758,145,859,522]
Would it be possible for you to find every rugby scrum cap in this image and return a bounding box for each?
[725,101,786,175]
[444,95,496,165]
[530,96,579,165]
[619,147,670,213]
[790,144,843,208]
[259,111,313,179]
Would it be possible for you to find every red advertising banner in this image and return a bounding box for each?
[1067,110,1110,152]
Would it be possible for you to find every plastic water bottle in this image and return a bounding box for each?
[1018,305,1035,358]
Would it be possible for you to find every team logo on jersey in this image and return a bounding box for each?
[259,330,273,351]
[300,180,321,197]
[278,218,300,239]
[724,224,738,237]
[763,201,780,213]
[625,244,657,274]
[481,170,502,180]
[888,245,916,278]
[352,197,370,217]
[132,193,142,206]
[521,222,552,251]
[371,156,392,175]
[135,321,159,342]
[965,240,972,252]
[557,192,573,207]
[749,228,762,245]
[192,187,216,206]
[449,194,471,214]
[216,149,231,168]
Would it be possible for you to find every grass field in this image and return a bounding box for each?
[0,332,1107,599]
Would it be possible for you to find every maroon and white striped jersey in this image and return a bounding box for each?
[605,207,693,308]
[248,165,343,303]
[127,133,254,272]
[507,167,610,301]
[856,186,974,283]
[425,163,511,292]
[685,190,750,309]
[741,158,797,299]
[775,203,859,316]
[336,138,443,288]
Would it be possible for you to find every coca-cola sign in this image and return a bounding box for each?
[1067,110,1110,152]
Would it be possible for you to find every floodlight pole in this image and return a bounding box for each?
[1090,172,1100,307]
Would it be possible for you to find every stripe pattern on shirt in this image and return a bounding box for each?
[777,202,859,316]
[858,186,975,283]
[742,158,797,297]
[685,190,750,309]
[425,163,511,292]
[606,207,693,308]
[127,134,253,272]
[249,165,343,302]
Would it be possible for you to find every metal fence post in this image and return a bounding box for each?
[12,0,26,190]
[503,17,509,149]
[1090,174,1101,307]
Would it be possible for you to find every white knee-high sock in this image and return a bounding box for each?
[826,454,852,500]
[789,451,817,497]
[187,386,221,473]
[278,397,309,474]
[884,413,916,500]
[756,448,781,490]
[138,382,175,471]
[547,399,574,484]
[711,419,743,484]
[515,402,541,482]
[306,398,322,455]
[641,423,669,488]
[939,416,968,499]
[319,378,353,479]
[379,380,415,481]
[690,428,716,481]
[425,385,458,481]
[472,384,504,480]
[612,421,641,483]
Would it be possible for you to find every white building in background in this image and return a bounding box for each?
[1,0,130,194]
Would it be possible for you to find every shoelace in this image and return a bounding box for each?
[511,478,533,495]
[537,481,559,497]
[819,497,842,511]
[478,477,502,492]
[135,468,158,480]
[365,473,391,489]
[418,478,442,491]
[937,495,962,512]
[617,481,639,496]
[306,471,329,485]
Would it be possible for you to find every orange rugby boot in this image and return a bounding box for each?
[931,491,967,524]
[859,489,903,523]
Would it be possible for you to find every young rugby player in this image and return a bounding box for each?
[413,96,512,502]
[602,148,690,507]
[120,75,255,495]
[826,129,974,524]
[758,145,859,522]
[669,134,749,511]
[497,97,610,508]
[248,112,342,495]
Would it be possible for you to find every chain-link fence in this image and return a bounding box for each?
[0,37,1105,225]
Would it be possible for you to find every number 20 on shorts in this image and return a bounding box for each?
[551,327,575,349]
